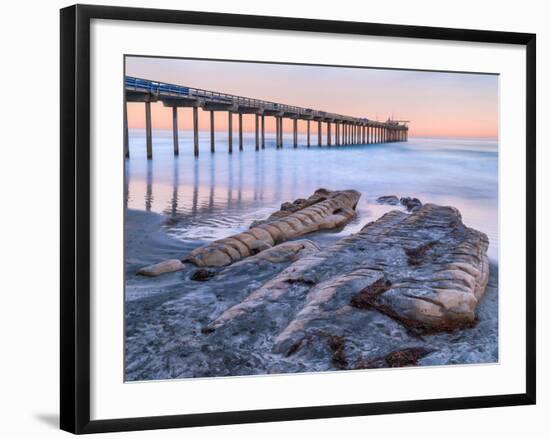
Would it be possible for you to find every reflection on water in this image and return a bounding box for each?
[125,129,498,260]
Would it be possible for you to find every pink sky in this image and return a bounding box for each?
[126,57,499,138]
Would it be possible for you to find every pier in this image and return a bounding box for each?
[124,76,409,159]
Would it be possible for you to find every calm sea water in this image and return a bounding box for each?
[125,128,498,261]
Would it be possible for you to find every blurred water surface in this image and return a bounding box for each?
[125,129,498,261]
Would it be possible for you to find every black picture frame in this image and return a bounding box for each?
[60,4,536,434]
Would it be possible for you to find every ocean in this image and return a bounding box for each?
[125,129,498,261]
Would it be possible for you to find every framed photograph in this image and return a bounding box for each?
[60,4,536,434]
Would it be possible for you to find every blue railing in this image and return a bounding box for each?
[125,76,190,96]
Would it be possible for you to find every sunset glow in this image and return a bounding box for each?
[126,57,499,139]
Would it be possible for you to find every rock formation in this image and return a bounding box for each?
[222,240,321,269]
[137,189,359,275]
[204,204,490,351]
[377,195,423,212]
[137,259,185,277]
[376,195,400,205]
[400,196,423,212]
[184,188,360,267]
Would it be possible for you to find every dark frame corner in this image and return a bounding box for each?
[60,4,536,434]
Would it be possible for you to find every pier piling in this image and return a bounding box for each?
[238,114,243,151]
[261,115,265,149]
[255,114,260,151]
[172,107,179,156]
[124,101,129,158]
[346,124,349,145]
[145,101,152,159]
[210,111,215,153]
[192,107,199,157]
[228,112,233,153]
[275,117,279,148]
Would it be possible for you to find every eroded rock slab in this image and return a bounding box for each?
[206,204,490,350]
[188,241,321,284]
[251,188,337,227]
[376,195,400,205]
[137,259,185,277]
[137,189,359,276]
[376,195,423,211]
[223,240,321,269]
[400,196,423,212]
[184,188,360,267]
